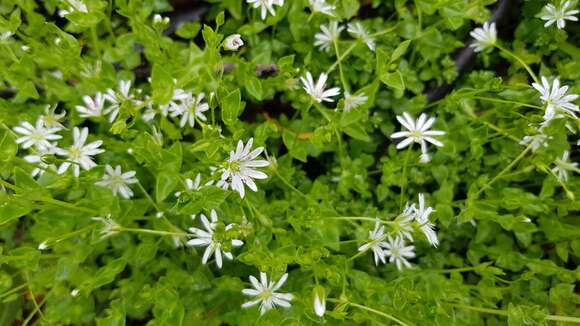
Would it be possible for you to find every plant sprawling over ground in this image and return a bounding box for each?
[0,0,579,325]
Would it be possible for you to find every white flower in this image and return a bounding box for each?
[24,143,58,178]
[76,93,106,118]
[414,193,439,247]
[169,92,209,128]
[314,22,343,53]
[300,72,341,103]
[519,133,550,152]
[540,1,578,29]
[39,105,66,130]
[532,76,579,121]
[104,80,136,123]
[390,112,445,163]
[92,215,120,239]
[38,241,49,250]
[224,34,244,51]
[343,92,368,112]
[220,138,270,198]
[96,165,138,199]
[55,127,104,177]
[393,203,416,242]
[70,289,80,297]
[152,14,170,25]
[186,210,244,268]
[308,0,335,16]
[551,151,577,182]
[347,22,375,51]
[246,0,284,20]
[241,272,293,315]
[14,120,62,151]
[58,0,88,17]
[357,219,388,266]
[313,286,326,317]
[382,236,415,270]
[469,22,497,52]
[144,89,190,122]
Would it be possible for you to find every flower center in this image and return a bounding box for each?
[68,146,82,160]
[31,130,45,141]
[259,289,273,300]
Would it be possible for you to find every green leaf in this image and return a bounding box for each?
[0,197,31,226]
[343,123,371,142]
[391,40,411,62]
[245,77,263,100]
[221,89,243,126]
[175,22,201,39]
[151,64,174,105]
[155,172,180,203]
[0,129,17,162]
[381,70,405,91]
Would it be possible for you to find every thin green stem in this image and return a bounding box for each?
[333,39,349,93]
[118,227,188,237]
[327,42,357,74]
[424,263,490,274]
[399,146,413,210]
[445,303,580,324]
[475,143,533,196]
[0,283,27,299]
[495,44,539,84]
[471,96,542,109]
[348,301,414,326]
[272,169,310,200]
[325,216,395,224]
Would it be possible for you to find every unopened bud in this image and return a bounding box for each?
[223,34,244,51]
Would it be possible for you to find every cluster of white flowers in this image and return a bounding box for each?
[358,194,439,270]
[314,21,375,54]
[13,106,106,178]
[390,112,446,163]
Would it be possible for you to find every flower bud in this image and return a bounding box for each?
[224,34,244,51]
[313,285,326,317]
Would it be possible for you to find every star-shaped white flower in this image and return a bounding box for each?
[14,120,62,151]
[76,93,106,119]
[343,92,368,112]
[347,22,375,51]
[551,151,578,182]
[186,210,244,268]
[169,92,209,128]
[532,76,579,122]
[96,165,138,199]
[469,22,497,52]
[241,272,293,315]
[314,21,343,53]
[220,138,270,198]
[382,236,415,270]
[39,105,66,130]
[92,215,120,239]
[55,127,104,177]
[246,0,284,20]
[414,193,439,247]
[104,80,137,123]
[540,1,578,29]
[308,0,335,16]
[358,219,388,266]
[300,72,341,103]
[390,112,445,163]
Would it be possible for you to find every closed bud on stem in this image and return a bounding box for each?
[223,34,244,51]
[313,285,326,317]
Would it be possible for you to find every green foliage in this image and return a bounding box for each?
[0,0,579,325]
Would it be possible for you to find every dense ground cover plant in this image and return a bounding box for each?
[0,0,579,324]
